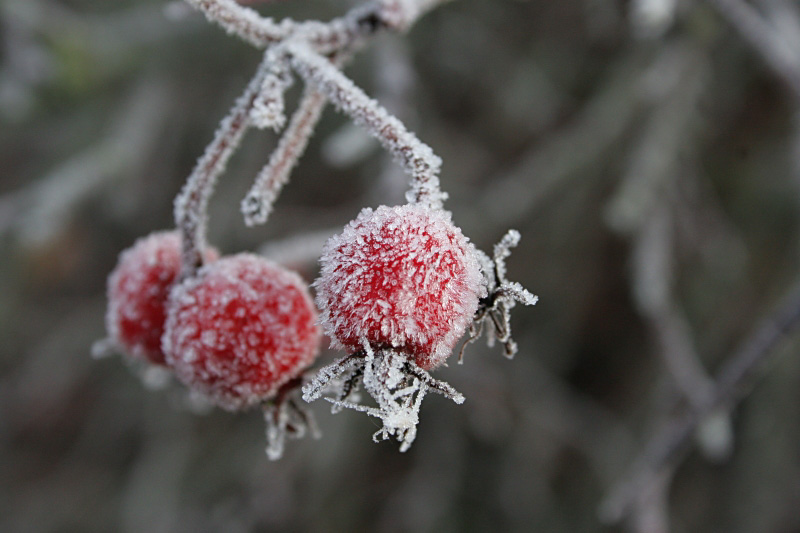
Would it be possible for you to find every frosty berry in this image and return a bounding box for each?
[163,253,321,411]
[104,231,218,366]
[314,203,485,369]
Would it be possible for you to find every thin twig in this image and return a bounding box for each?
[600,277,800,523]
[704,0,800,100]
[287,41,446,209]
[185,0,454,53]
[184,0,293,47]
[174,54,269,277]
[242,88,328,226]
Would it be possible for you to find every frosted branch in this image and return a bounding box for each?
[243,87,327,225]
[174,54,270,277]
[183,0,293,47]
[287,41,446,210]
[184,0,453,53]
[250,46,294,130]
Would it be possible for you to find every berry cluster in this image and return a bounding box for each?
[96,0,537,458]
[101,232,321,458]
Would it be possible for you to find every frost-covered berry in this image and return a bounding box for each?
[163,253,321,411]
[105,231,218,366]
[314,204,486,369]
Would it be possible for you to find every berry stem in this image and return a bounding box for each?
[242,86,328,226]
[286,41,447,210]
[174,54,270,278]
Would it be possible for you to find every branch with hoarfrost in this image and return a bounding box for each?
[181,0,452,228]
[250,46,295,130]
[183,0,292,47]
[173,54,270,277]
[600,278,800,524]
[185,0,452,53]
[287,41,446,209]
[243,88,327,225]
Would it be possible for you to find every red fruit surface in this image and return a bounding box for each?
[106,231,218,365]
[163,253,321,410]
[315,204,485,370]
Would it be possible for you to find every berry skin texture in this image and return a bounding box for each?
[315,204,486,370]
[106,231,218,366]
[163,253,321,411]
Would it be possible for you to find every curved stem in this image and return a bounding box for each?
[174,54,270,278]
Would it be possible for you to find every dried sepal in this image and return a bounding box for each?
[302,343,463,452]
[461,230,538,361]
[263,378,320,460]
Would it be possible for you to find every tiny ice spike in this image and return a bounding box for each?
[314,203,486,370]
[103,231,218,366]
[162,253,321,411]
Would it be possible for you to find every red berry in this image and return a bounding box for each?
[106,231,218,365]
[163,253,321,410]
[315,204,485,370]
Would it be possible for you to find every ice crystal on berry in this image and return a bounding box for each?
[302,342,464,452]
[306,203,484,451]
[163,253,321,411]
[314,203,485,370]
[102,231,218,366]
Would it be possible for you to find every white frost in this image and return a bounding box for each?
[302,343,464,452]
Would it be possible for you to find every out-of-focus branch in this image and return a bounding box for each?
[703,0,800,100]
[0,78,170,247]
[479,51,652,225]
[600,277,800,523]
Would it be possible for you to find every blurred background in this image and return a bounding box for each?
[3,0,800,531]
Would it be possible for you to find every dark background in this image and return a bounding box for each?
[3,0,800,531]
